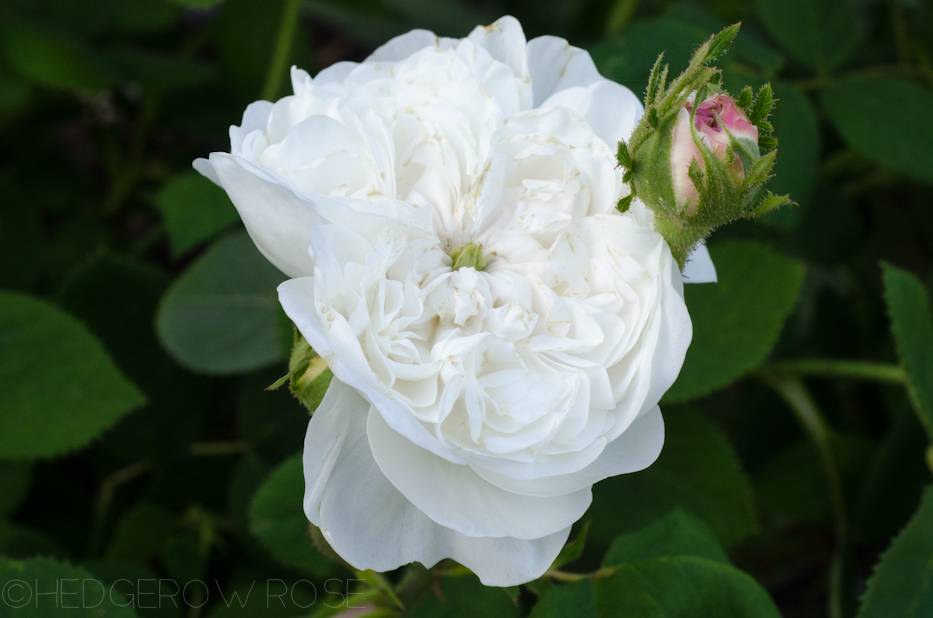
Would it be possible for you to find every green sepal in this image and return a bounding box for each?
[705,23,741,64]
[617,140,632,168]
[745,191,792,218]
[617,193,634,213]
[741,149,777,189]
[629,112,681,219]
[758,135,778,151]
[645,52,665,108]
[736,86,753,110]
[648,108,659,128]
[750,83,774,126]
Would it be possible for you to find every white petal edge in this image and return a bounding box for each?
[367,406,592,539]
[638,259,693,416]
[466,16,530,86]
[471,405,665,497]
[540,79,643,151]
[526,35,602,107]
[304,379,572,586]
[367,29,447,63]
[202,154,319,278]
[682,243,718,283]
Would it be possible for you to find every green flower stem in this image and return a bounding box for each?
[545,569,588,582]
[545,567,616,582]
[761,374,846,618]
[765,359,907,384]
[261,0,303,101]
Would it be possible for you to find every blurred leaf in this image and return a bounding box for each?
[856,408,933,543]
[882,262,933,438]
[59,255,207,461]
[237,369,307,463]
[760,83,819,227]
[665,241,806,403]
[107,0,180,33]
[248,455,331,576]
[663,5,786,73]
[217,0,312,102]
[0,70,31,112]
[160,532,207,583]
[106,502,176,565]
[754,433,875,526]
[110,49,217,92]
[156,232,289,375]
[589,410,757,547]
[0,22,117,91]
[0,292,145,460]
[171,0,224,8]
[0,462,32,517]
[0,522,69,560]
[856,485,933,618]
[529,580,597,618]
[408,575,520,618]
[0,182,42,289]
[147,457,235,513]
[0,557,140,617]
[22,0,179,36]
[755,0,857,71]
[590,17,709,97]
[821,77,933,185]
[227,456,271,532]
[602,508,729,567]
[785,185,863,263]
[305,0,405,48]
[382,0,485,37]
[594,557,781,617]
[155,172,239,257]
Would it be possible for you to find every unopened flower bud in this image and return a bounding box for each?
[671,94,759,215]
[617,24,790,265]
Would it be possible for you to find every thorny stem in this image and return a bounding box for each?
[761,374,846,618]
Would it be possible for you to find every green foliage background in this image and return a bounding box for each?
[1,0,932,616]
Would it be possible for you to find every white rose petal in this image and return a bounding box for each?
[196,15,699,586]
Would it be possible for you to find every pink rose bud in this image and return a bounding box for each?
[671,94,759,214]
[616,24,789,266]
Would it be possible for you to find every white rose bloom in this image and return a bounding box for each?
[195,16,713,586]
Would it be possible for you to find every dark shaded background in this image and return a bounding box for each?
[1,0,932,616]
